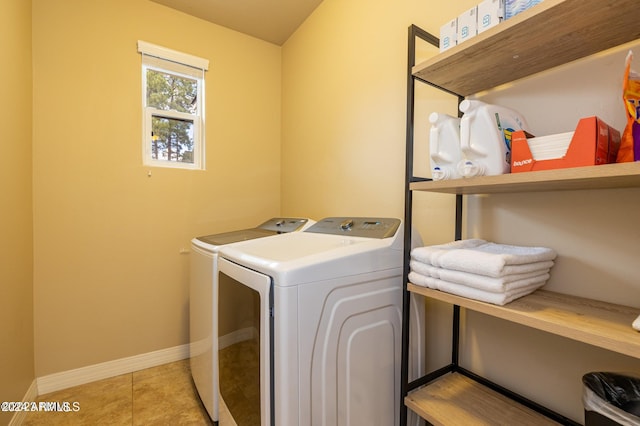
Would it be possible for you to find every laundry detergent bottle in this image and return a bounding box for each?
[458,99,529,177]
[429,112,462,180]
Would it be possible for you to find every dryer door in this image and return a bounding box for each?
[217,257,273,426]
[189,243,217,420]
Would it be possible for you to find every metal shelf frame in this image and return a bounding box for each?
[399,24,579,426]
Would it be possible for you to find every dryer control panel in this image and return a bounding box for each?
[196,218,310,245]
[257,217,310,233]
[305,217,400,238]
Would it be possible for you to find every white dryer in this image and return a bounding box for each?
[189,217,314,422]
[216,217,424,426]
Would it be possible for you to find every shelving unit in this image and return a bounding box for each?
[401,1,640,425]
[412,0,640,97]
[410,162,640,194]
[408,286,640,360]
[405,372,560,426]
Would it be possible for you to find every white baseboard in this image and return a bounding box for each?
[8,379,38,426]
[36,343,190,395]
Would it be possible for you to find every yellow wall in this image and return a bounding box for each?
[32,0,282,376]
[282,0,640,422]
[0,0,34,423]
[281,0,476,221]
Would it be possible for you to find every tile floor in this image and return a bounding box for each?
[22,360,214,425]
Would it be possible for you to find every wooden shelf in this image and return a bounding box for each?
[413,0,640,96]
[408,285,640,359]
[410,162,640,194]
[405,372,560,425]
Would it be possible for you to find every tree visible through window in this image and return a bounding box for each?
[148,69,197,163]
[138,41,208,170]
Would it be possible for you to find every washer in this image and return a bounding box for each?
[190,217,314,422]
[216,217,424,426]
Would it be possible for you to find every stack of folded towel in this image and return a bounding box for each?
[409,239,556,306]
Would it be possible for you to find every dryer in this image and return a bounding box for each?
[190,217,313,422]
[216,217,424,426]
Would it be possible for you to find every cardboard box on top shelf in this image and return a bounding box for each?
[439,18,457,52]
[478,0,504,34]
[457,6,478,45]
[511,116,621,173]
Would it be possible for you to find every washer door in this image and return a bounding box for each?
[217,257,273,426]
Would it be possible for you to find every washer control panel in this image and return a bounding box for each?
[305,217,400,238]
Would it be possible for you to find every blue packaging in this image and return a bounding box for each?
[506,0,542,19]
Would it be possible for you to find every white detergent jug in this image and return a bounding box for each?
[458,99,529,177]
[429,112,462,180]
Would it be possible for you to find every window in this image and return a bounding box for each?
[137,41,208,170]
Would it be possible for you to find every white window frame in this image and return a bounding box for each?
[138,41,209,170]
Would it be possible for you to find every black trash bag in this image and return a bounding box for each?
[583,372,640,426]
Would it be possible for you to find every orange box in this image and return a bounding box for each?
[511,117,621,173]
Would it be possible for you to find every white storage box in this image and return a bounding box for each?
[478,0,504,34]
[439,18,457,52]
[457,6,478,44]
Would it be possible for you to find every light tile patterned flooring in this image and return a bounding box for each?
[23,360,214,425]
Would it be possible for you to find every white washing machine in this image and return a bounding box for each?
[190,217,314,422]
[216,217,424,426]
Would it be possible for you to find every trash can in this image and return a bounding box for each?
[582,372,640,426]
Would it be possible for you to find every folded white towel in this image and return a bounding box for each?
[408,271,546,305]
[411,240,557,277]
[408,271,437,289]
[411,239,486,264]
[436,277,545,305]
[410,260,551,293]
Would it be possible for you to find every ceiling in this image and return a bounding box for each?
[151,0,324,46]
